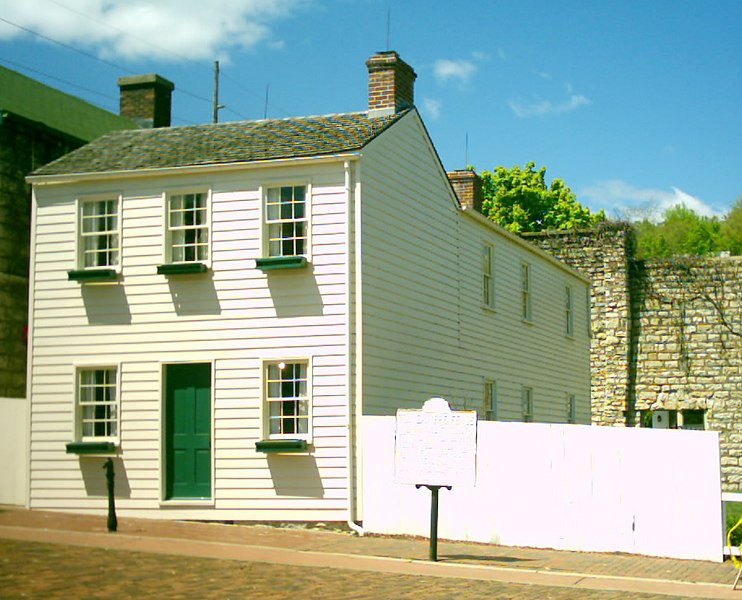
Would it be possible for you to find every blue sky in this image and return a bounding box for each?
[1,0,741,218]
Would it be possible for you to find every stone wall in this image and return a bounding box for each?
[633,257,742,488]
[523,224,635,427]
[524,226,742,490]
[0,116,79,397]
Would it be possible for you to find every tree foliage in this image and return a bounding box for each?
[479,162,606,233]
[635,200,742,258]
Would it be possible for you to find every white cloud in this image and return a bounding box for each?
[421,97,442,120]
[580,179,720,221]
[433,58,477,85]
[0,0,304,61]
[509,93,590,118]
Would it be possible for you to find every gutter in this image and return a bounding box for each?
[460,206,591,284]
[27,153,363,186]
[344,159,364,536]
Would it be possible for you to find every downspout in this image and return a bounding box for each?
[24,188,38,509]
[345,159,364,536]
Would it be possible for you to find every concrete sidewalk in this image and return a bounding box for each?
[1,506,740,599]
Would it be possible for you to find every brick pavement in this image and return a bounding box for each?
[0,538,710,600]
[0,506,740,599]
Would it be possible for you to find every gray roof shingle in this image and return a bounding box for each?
[33,110,409,177]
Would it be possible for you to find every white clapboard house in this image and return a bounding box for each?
[26,51,591,523]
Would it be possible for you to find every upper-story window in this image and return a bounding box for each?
[167,192,209,263]
[482,244,495,308]
[565,285,574,337]
[79,198,119,269]
[265,185,308,257]
[521,262,532,321]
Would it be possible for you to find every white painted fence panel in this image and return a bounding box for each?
[0,397,28,506]
[363,417,723,562]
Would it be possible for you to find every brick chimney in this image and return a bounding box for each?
[365,51,416,116]
[448,170,483,213]
[118,73,174,128]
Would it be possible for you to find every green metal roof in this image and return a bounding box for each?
[0,64,138,143]
[32,109,410,177]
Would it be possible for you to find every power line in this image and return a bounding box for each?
[1,10,293,124]
[44,0,212,106]
[0,16,136,75]
[0,56,118,105]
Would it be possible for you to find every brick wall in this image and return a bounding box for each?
[0,117,80,397]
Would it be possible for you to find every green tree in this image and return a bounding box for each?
[719,198,742,255]
[635,204,732,258]
[479,162,605,233]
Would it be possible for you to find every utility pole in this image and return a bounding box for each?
[213,60,223,124]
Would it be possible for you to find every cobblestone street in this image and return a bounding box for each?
[0,539,691,600]
[1,507,739,599]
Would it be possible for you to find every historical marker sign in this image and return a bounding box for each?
[394,397,477,487]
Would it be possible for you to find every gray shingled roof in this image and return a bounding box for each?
[33,110,409,177]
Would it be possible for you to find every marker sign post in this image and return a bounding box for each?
[394,397,477,561]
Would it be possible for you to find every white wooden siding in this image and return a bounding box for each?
[28,163,351,520]
[359,111,590,424]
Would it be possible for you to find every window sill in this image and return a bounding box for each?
[255,439,309,453]
[67,269,118,282]
[481,304,497,314]
[255,256,308,271]
[65,441,117,455]
[157,262,209,275]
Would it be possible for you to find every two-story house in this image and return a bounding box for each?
[26,51,590,524]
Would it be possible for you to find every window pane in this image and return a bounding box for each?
[78,368,117,440]
[265,361,308,437]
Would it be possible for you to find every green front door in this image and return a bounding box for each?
[165,363,212,499]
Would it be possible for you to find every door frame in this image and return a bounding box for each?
[159,360,215,505]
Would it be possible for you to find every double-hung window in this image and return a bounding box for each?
[566,393,576,424]
[265,185,308,258]
[565,285,574,337]
[521,263,532,321]
[521,385,534,422]
[78,367,118,440]
[79,198,120,269]
[265,360,310,439]
[167,192,209,263]
[482,245,494,308]
[484,380,497,421]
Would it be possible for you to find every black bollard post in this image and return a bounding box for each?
[103,458,117,532]
[416,484,452,561]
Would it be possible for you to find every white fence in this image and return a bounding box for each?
[362,417,723,562]
[0,397,28,506]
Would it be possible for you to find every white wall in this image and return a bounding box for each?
[28,162,352,520]
[363,416,723,562]
[359,111,591,423]
[0,397,28,505]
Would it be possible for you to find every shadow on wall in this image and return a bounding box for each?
[82,284,132,325]
[79,457,131,498]
[167,274,222,316]
[267,454,325,498]
[266,269,324,318]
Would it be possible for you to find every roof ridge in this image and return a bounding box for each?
[31,108,411,177]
